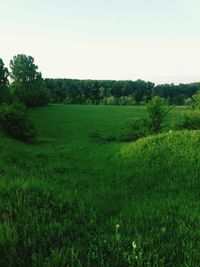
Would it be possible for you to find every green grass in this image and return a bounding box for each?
[0,104,199,266]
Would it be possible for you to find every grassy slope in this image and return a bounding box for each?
[1,104,200,266]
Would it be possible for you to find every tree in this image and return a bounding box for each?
[99,87,105,98]
[147,96,171,134]
[0,58,9,103]
[192,91,200,109]
[184,97,193,106]
[10,54,48,107]
[0,103,36,142]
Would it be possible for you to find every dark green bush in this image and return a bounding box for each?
[192,91,200,110]
[0,103,36,142]
[121,97,172,142]
[177,110,200,130]
[147,96,171,134]
[120,118,148,141]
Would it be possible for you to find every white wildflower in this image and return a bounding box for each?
[116,224,120,229]
[132,241,137,249]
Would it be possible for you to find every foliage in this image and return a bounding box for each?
[177,110,200,130]
[63,95,74,104]
[46,78,200,105]
[147,96,171,134]
[10,54,48,107]
[120,97,172,142]
[176,92,200,130]
[0,103,36,141]
[0,58,10,104]
[104,96,119,105]
[1,54,200,107]
[118,96,135,105]
[120,118,148,141]
[184,97,193,106]
[10,54,41,83]
[11,79,48,107]
[192,91,200,109]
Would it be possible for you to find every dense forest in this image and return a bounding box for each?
[45,78,200,105]
[1,54,200,107]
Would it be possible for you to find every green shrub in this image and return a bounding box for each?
[121,97,172,142]
[147,96,171,134]
[177,110,200,130]
[120,118,148,141]
[192,91,200,110]
[0,103,36,142]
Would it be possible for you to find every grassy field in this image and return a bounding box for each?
[0,104,200,266]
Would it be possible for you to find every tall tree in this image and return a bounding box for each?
[0,58,9,103]
[10,54,48,107]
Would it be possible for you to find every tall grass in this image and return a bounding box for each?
[0,104,199,266]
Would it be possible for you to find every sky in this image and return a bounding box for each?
[1,0,200,84]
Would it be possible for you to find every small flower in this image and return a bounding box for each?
[116,224,120,229]
[132,241,137,249]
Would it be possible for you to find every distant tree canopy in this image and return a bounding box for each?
[45,78,200,105]
[1,54,200,107]
[0,58,9,104]
[45,79,154,104]
[10,54,48,107]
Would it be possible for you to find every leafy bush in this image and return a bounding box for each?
[120,118,148,141]
[0,103,36,142]
[63,96,73,104]
[192,91,200,109]
[147,96,172,134]
[121,97,172,142]
[177,110,200,130]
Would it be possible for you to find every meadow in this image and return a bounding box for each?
[0,104,200,267]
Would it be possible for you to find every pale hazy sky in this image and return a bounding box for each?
[1,0,200,84]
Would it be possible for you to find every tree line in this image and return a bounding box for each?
[46,78,200,105]
[0,54,200,107]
